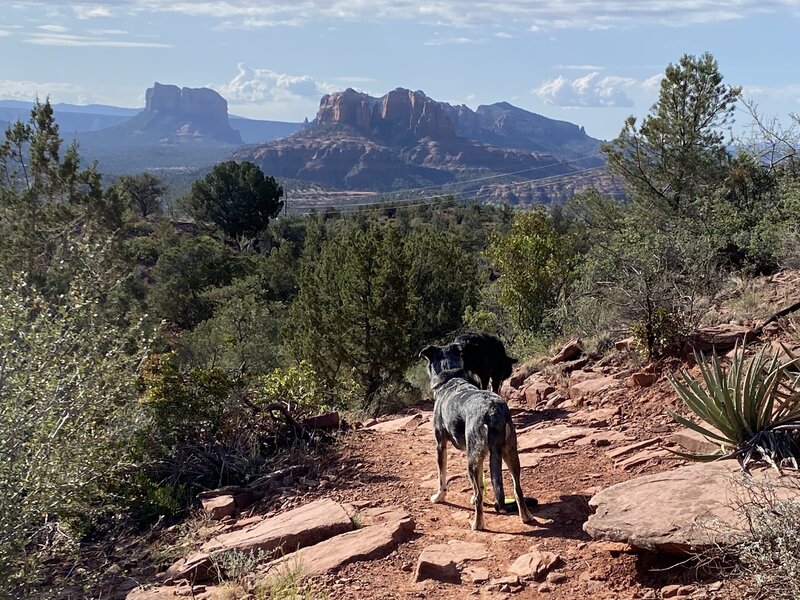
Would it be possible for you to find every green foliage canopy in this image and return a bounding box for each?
[183,160,284,246]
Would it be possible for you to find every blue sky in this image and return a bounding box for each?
[1,1,799,140]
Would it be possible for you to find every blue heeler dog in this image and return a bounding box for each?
[420,342,536,531]
[455,332,518,394]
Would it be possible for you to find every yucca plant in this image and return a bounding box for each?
[668,344,800,471]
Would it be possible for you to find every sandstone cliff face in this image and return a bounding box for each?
[138,82,242,145]
[316,89,374,134]
[235,87,611,202]
[314,88,456,144]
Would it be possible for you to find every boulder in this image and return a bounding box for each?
[551,339,583,364]
[584,461,797,553]
[556,356,590,373]
[626,372,657,388]
[615,337,634,351]
[200,495,235,521]
[685,325,756,354]
[414,540,488,583]
[265,508,414,582]
[523,382,557,406]
[508,364,538,389]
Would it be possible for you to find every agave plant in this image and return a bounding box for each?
[668,344,800,471]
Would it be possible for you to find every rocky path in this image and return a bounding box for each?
[128,334,776,600]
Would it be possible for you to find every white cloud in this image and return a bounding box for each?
[0,30,11,37]
[424,36,481,46]
[10,0,796,30]
[37,24,69,33]
[24,32,171,47]
[0,78,90,103]
[73,5,112,19]
[535,71,660,108]
[212,63,332,105]
[87,28,129,35]
[493,31,514,38]
[554,64,606,71]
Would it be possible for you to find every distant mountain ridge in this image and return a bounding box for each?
[235,87,607,203]
[0,95,302,144]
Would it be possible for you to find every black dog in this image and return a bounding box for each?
[455,332,517,394]
[420,342,535,531]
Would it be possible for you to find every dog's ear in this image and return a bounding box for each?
[419,345,439,363]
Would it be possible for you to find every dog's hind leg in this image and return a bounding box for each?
[467,452,487,530]
[488,445,506,511]
[467,425,489,530]
[502,428,536,524]
[430,431,448,504]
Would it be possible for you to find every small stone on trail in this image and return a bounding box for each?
[508,548,561,581]
[661,584,681,597]
[464,566,490,583]
[414,540,488,583]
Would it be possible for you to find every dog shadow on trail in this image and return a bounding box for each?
[482,493,593,541]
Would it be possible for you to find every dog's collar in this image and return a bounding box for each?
[431,368,482,391]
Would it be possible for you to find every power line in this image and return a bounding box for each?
[286,151,604,202]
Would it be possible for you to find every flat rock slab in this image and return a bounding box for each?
[574,431,633,447]
[168,499,353,582]
[265,510,415,582]
[415,540,489,583]
[202,497,352,554]
[606,438,661,460]
[671,427,725,455]
[570,376,619,399]
[518,449,576,469]
[584,461,799,553]
[686,325,756,353]
[569,407,620,426]
[366,413,424,432]
[614,449,673,471]
[517,425,595,451]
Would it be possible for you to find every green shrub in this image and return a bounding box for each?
[253,361,338,419]
[631,307,688,360]
[0,243,149,594]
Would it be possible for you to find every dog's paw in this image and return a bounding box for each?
[430,490,447,503]
[471,516,485,531]
[520,510,536,524]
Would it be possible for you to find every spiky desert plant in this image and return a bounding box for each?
[668,344,800,470]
